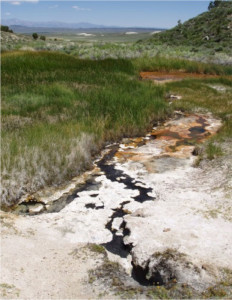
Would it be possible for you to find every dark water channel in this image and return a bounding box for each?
[14,113,216,286]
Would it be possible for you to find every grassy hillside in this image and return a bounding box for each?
[145,1,232,53]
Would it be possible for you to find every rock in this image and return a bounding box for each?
[168,94,182,100]
[131,248,213,289]
[147,249,201,285]
[95,202,104,209]
[112,218,123,231]
[28,203,45,214]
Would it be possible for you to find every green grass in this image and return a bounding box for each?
[206,142,223,160]
[133,55,232,75]
[1,51,232,207]
[1,51,168,207]
[87,244,107,255]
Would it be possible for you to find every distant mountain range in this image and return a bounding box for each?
[2,19,109,29]
[1,19,164,35]
[2,19,163,31]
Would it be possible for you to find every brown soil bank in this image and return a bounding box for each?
[139,71,232,82]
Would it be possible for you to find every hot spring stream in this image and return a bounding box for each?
[14,111,222,286]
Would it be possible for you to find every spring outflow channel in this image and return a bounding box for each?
[96,146,158,284]
[14,113,220,286]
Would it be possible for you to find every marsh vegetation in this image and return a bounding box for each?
[1,50,232,207]
[1,52,168,206]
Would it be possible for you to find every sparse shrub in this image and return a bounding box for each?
[208,0,223,10]
[206,142,223,160]
[88,244,106,255]
[40,35,46,41]
[1,25,13,33]
[204,286,227,297]
[32,33,38,40]
[215,47,223,52]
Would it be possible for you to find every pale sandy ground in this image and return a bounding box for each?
[123,153,232,289]
[1,114,231,299]
[0,212,115,299]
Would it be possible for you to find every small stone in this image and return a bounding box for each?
[28,203,44,214]
[112,218,123,231]
[202,264,207,270]
[95,202,104,209]
[163,228,171,232]
[115,231,123,236]
[169,94,182,100]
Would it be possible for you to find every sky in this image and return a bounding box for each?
[1,1,211,28]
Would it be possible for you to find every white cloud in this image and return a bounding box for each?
[2,0,39,4]
[5,12,11,15]
[72,5,91,11]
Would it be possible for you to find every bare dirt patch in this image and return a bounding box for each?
[139,71,231,84]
